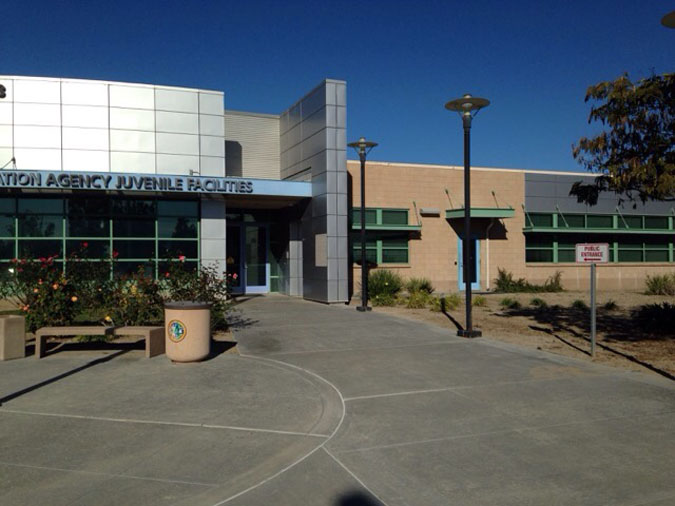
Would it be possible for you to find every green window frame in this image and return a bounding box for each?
[0,196,201,279]
[526,233,672,263]
[352,207,410,227]
[353,233,409,265]
[525,211,673,232]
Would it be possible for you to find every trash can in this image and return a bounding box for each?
[164,301,212,362]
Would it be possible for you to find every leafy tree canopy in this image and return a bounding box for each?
[571,73,674,204]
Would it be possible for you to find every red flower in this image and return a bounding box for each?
[81,242,89,248]
[164,272,170,278]
[112,250,119,259]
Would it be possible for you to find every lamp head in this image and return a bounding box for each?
[347,136,378,157]
[445,94,490,118]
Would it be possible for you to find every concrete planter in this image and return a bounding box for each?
[0,314,26,360]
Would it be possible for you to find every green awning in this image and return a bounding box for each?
[351,224,422,232]
[445,207,515,219]
[523,227,673,235]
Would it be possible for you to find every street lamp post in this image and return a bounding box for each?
[445,94,490,337]
[348,136,378,312]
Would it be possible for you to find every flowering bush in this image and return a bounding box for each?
[0,256,79,332]
[1,248,234,332]
[161,260,233,331]
[103,267,165,326]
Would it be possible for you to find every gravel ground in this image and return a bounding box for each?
[373,290,675,379]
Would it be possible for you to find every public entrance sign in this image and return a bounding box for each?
[575,243,610,264]
[575,242,609,358]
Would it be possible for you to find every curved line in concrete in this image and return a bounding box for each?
[210,352,347,506]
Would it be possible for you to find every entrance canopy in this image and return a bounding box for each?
[445,207,515,219]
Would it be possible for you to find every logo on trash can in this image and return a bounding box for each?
[168,319,187,342]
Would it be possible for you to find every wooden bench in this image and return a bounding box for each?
[35,326,165,359]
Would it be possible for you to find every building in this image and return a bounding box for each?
[348,161,674,292]
[0,75,672,304]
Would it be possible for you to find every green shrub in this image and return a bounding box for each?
[571,299,588,310]
[500,297,521,310]
[644,273,675,296]
[603,299,618,311]
[104,266,165,326]
[3,256,80,332]
[494,268,564,293]
[530,297,548,309]
[162,261,232,331]
[632,303,675,333]
[406,291,431,309]
[368,269,404,299]
[472,295,487,307]
[430,293,461,312]
[405,277,435,295]
[371,293,397,307]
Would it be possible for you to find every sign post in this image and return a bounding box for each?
[575,243,610,357]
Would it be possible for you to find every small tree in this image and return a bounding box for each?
[571,73,674,205]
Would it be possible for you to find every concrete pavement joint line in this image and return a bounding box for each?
[260,339,462,357]
[334,409,675,455]
[0,460,219,487]
[0,409,330,438]
[210,353,347,506]
[342,373,613,402]
[322,447,390,506]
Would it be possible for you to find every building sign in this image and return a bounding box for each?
[575,243,610,263]
[0,170,254,195]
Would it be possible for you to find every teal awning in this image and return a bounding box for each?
[445,207,515,219]
[351,224,422,232]
[523,227,673,235]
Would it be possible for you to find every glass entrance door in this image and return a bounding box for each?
[226,223,269,294]
[244,225,268,293]
[458,237,480,290]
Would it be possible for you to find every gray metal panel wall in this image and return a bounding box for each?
[0,75,225,177]
[223,111,280,179]
[525,173,674,215]
[200,197,227,272]
[279,80,348,303]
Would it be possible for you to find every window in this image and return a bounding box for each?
[0,196,200,278]
[587,215,613,228]
[353,234,409,265]
[528,213,553,227]
[526,233,671,263]
[351,208,409,227]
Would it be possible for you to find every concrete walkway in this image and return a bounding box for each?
[1,294,674,505]
[228,295,675,506]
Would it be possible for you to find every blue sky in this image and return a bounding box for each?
[2,1,673,171]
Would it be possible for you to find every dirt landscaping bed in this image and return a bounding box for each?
[372,291,675,379]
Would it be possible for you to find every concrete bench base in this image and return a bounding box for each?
[35,326,164,359]
[1,315,26,361]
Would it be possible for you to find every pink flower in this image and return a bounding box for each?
[178,255,186,262]
[81,241,88,248]
[232,273,238,280]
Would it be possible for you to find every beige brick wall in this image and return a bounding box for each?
[348,161,528,293]
[349,160,674,294]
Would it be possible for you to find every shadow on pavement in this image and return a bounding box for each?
[0,349,131,406]
[335,490,384,506]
